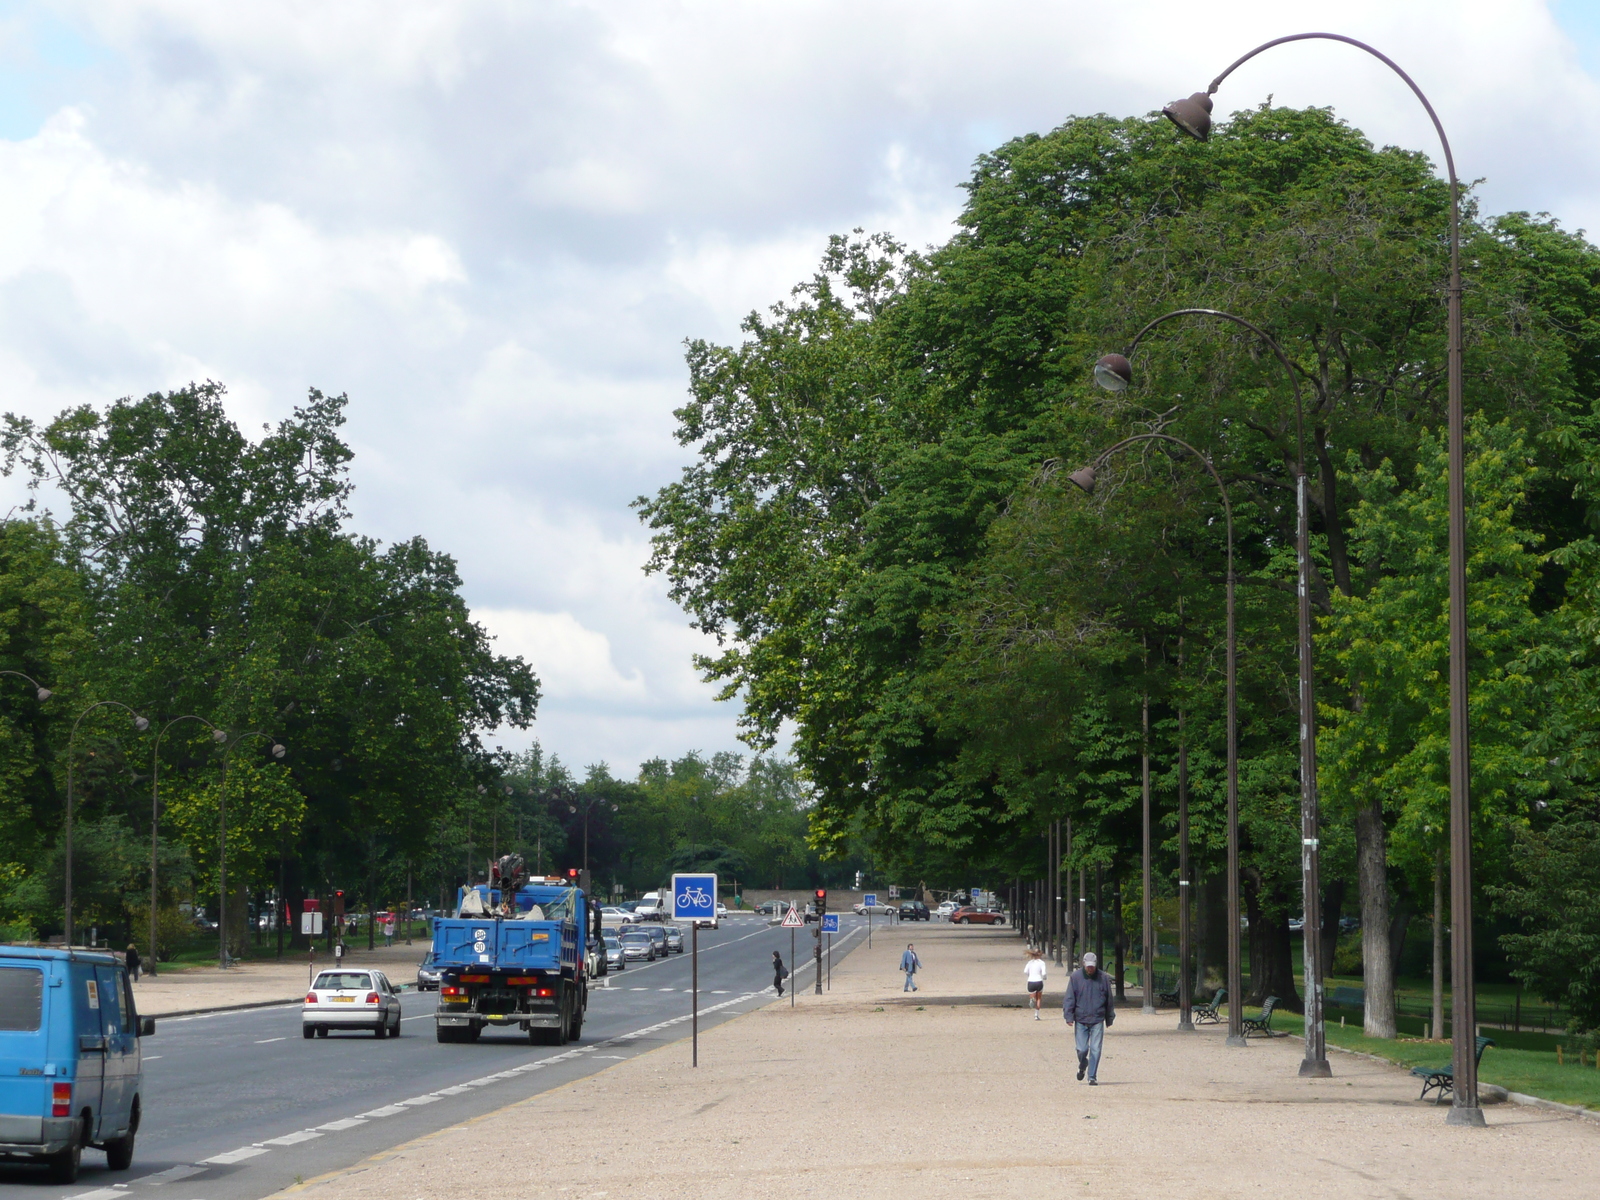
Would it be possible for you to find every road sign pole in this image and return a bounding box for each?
[827,932,832,990]
[790,928,795,1007]
[691,920,699,1068]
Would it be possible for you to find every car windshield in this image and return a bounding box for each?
[603,935,620,947]
[313,972,372,990]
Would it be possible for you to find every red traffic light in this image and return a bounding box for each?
[815,889,827,900]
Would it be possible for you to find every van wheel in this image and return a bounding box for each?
[302,1025,315,1039]
[104,1103,138,1171]
[47,1119,82,1183]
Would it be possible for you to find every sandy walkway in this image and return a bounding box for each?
[289,923,1597,1199]
[131,941,431,1016]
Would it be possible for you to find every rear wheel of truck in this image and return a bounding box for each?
[568,1002,583,1042]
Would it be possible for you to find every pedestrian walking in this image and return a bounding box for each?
[772,949,789,997]
[1061,951,1115,1084]
[1024,949,1047,1018]
[900,943,921,992]
[124,943,142,983]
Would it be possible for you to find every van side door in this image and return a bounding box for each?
[70,966,105,1139]
[94,966,136,1135]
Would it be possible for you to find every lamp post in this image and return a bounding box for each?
[65,701,149,946]
[217,732,287,970]
[1094,306,1327,1074]
[150,716,227,977]
[567,795,619,875]
[1067,431,1245,1047]
[1162,29,1477,1123]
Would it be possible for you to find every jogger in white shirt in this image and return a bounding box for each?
[1024,950,1048,1019]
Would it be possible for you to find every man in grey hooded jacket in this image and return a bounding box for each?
[1062,952,1115,1084]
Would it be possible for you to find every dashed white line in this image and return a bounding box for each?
[204,1146,269,1165]
[263,1129,323,1146]
[316,1117,366,1131]
[254,1037,286,1044]
[138,1163,205,1184]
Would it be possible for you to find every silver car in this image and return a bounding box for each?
[416,952,442,991]
[663,925,684,954]
[619,930,656,961]
[302,969,402,1038]
[603,933,626,971]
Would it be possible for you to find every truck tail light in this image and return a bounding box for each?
[51,1082,71,1117]
[534,987,555,998]
[441,986,463,998]
[365,992,380,1004]
[305,993,318,1003]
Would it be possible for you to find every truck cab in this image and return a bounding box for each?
[0,947,155,1183]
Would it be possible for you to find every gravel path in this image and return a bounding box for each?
[131,941,429,1015]
[291,923,1598,1199]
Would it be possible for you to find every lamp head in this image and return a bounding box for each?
[1163,91,1213,141]
[1067,465,1099,495]
[35,687,51,702]
[271,743,286,759]
[133,715,150,732]
[213,728,228,743]
[1093,354,1133,392]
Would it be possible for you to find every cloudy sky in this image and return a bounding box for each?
[0,0,1595,774]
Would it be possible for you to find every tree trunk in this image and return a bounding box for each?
[1320,877,1345,978]
[1244,871,1303,1011]
[1356,797,1396,1037]
[1113,872,1126,1002]
[1192,875,1209,995]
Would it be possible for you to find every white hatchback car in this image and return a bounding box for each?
[302,968,403,1038]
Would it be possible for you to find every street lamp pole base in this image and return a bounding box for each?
[1142,1004,1156,1016]
[1446,1104,1487,1127]
[1177,1018,1195,1032]
[1225,1034,1249,1047]
[1298,1058,1332,1078]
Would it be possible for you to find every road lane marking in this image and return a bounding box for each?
[400,1094,442,1106]
[254,1037,286,1044]
[358,1104,408,1117]
[316,1117,367,1131]
[67,1188,123,1199]
[138,1164,205,1184]
[142,1055,163,1060]
[263,1130,323,1146]
[204,1146,269,1164]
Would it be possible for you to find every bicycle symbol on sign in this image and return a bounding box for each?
[676,885,711,909]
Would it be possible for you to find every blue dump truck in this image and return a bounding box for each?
[432,861,599,1045]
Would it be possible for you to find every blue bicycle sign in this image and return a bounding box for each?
[671,872,718,922]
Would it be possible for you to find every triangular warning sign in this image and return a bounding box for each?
[781,905,806,927]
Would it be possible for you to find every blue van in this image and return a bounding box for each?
[0,947,155,1183]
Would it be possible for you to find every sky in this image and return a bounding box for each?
[0,0,1595,776]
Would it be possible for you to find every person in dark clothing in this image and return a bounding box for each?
[124,944,142,982]
[1062,951,1115,1084]
[772,950,789,996]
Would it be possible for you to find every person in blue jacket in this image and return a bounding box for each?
[900,944,921,992]
[1062,951,1115,1084]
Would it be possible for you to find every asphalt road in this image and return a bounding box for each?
[1,914,881,1198]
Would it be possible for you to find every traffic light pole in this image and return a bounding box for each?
[813,889,826,996]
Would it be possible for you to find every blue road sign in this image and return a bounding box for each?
[863,893,878,907]
[671,873,718,922]
[821,913,840,934]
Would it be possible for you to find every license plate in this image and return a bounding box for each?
[333,996,355,1002]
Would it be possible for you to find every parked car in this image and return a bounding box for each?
[755,900,791,916]
[302,969,403,1038]
[416,951,442,991]
[936,900,960,919]
[619,929,656,961]
[949,907,1005,925]
[0,947,155,1182]
[899,900,930,921]
[603,933,626,971]
[852,902,897,916]
[602,906,639,924]
[663,925,685,953]
[716,902,729,918]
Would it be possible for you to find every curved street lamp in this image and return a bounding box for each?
[65,701,150,946]
[1095,307,1329,1074]
[216,731,287,969]
[1067,431,1245,1047]
[149,716,227,977]
[1163,30,1479,1125]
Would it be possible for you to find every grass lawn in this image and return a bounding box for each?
[1241,1006,1600,1112]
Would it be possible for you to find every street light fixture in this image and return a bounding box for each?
[1068,431,1245,1047]
[65,701,149,947]
[1166,29,1478,1125]
[1093,307,1328,1074]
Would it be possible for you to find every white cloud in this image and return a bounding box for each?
[0,0,1592,773]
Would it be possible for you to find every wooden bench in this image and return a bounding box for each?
[1410,1037,1494,1104]
[1192,988,1225,1025]
[1242,995,1283,1037]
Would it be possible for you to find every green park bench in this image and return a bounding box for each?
[1242,995,1283,1037]
[1410,1037,1494,1104]
[1192,988,1225,1025]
